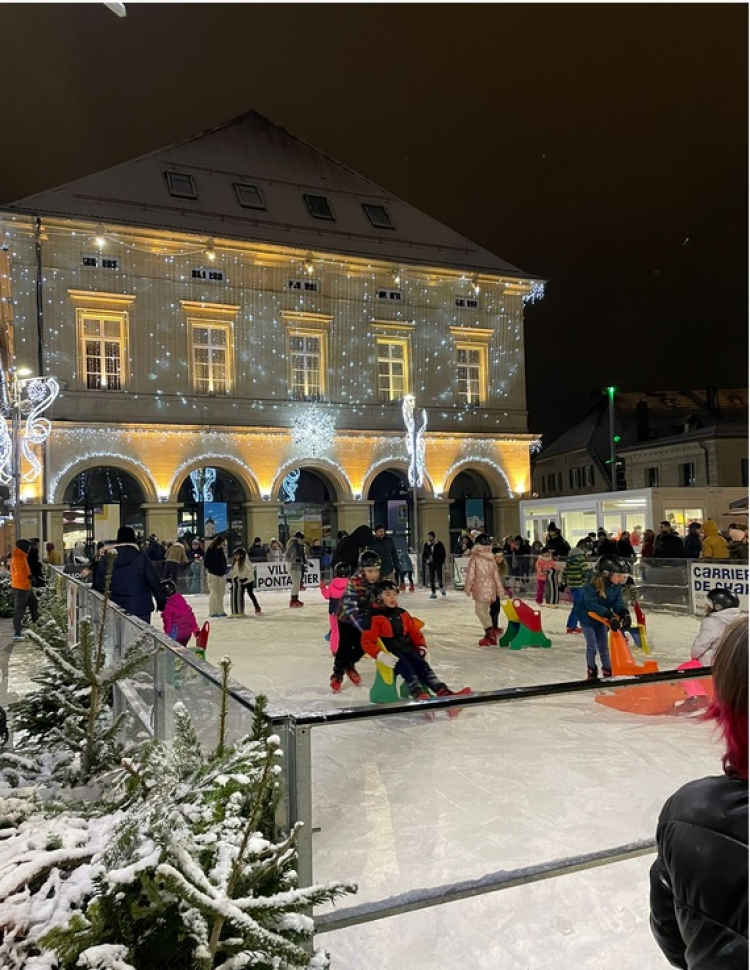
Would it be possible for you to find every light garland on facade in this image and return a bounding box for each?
[442,457,514,499]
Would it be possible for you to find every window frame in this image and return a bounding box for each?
[77,310,128,391]
[646,466,660,487]
[303,193,335,221]
[376,336,410,402]
[362,203,394,229]
[165,171,197,200]
[455,341,488,406]
[287,329,327,401]
[68,290,136,392]
[234,183,266,210]
[188,318,234,396]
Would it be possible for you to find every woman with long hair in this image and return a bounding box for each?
[650,618,748,969]
[203,534,228,617]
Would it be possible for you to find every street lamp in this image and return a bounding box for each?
[606,385,617,492]
[0,370,59,543]
[402,395,427,552]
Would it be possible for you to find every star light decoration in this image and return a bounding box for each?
[290,407,336,458]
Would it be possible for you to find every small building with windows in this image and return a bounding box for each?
[525,388,747,543]
[0,111,542,555]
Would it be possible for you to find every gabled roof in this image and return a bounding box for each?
[3,111,533,278]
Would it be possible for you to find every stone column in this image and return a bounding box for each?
[334,500,374,537]
[16,505,44,542]
[244,501,281,545]
[39,504,68,553]
[489,498,521,539]
[141,502,183,541]
[417,499,452,549]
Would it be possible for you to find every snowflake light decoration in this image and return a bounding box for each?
[290,407,335,458]
[523,281,546,305]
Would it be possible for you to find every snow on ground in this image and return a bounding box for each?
[0,592,720,969]
[178,586,717,969]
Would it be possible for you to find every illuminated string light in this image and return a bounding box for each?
[290,406,335,458]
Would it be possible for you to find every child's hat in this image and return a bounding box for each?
[373,579,399,599]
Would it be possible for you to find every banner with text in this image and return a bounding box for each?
[255,560,321,591]
[689,562,749,615]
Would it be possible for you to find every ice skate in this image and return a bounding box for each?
[478,629,497,647]
[672,695,709,717]
[330,674,343,693]
[345,667,362,686]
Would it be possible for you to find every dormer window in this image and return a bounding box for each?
[165,172,197,200]
[362,203,394,229]
[234,183,266,210]
[303,194,334,221]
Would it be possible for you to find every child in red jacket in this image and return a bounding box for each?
[362,580,470,700]
[161,579,200,646]
[319,563,350,654]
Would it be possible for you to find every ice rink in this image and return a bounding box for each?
[176,584,718,969]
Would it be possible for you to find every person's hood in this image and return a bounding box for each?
[471,543,495,559]
[109,543,142,568]
[702,519,720,537]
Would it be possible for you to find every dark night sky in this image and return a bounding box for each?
[0,3,746,443]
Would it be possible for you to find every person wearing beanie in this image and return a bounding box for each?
[10,539,39,639]
[93,526,165,623]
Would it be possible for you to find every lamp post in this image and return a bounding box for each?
[402,395,427,553]
[0,370,59,544]
[607,385,617,492]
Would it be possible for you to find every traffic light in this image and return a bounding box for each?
[613,434,621,444]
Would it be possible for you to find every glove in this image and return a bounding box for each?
[609,617,621,632]
[619,611,632,630]
[417,646,427,658]
[376,651,398,668]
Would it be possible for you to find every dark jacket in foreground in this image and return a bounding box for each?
[650,773,748,969]
[331,525,375,571]
[93,544,166,618]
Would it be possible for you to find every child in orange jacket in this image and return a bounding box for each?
[361,580,470,700]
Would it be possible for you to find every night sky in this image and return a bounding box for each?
[0,3,746,443]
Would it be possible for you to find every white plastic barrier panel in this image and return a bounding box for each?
[255,560,321,590]
[453,555,470,591]
[689,562,749,615]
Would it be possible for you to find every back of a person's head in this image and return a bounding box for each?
[15,539,30,553]
[117,526,136,543]
[710,618,749,779]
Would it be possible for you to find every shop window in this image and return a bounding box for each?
[191,322,232,394]
[646,466,660,487]
[456,343,487,405]
[376,338,409,402]
[679,462,696,487]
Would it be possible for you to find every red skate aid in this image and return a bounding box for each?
[507,599,552,649]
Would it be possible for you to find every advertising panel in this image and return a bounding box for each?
[689,562,749,614]
[254,560,321,590]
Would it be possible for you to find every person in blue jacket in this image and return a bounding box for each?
[93,526,166,624]
[575,555,632,680]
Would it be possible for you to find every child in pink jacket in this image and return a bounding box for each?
[535,548,556,605]
[464,534,506,646]
[319,563,351,654]
[161,579,200,647]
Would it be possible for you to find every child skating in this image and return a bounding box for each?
[535,548,556,605]
[319,563,350,654]
[362,580,470,700]
[330,550,381,692]
[464,533,506,646]
[575,555,632,679]
[228,546,261,617]
[488,546,512,636]
[161,579,200,646]
[561,545,588,633]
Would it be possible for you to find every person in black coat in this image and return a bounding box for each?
[93,526,166,624]
[365,524,401,580]
[615,531,636,560]
[422,531,447,597]
[653,522,686,559]
[331,525,374,572]
[545,522,571,558]
[650,618,748,969]
[683,522,703,560]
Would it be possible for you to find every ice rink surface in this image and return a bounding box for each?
[0,586,720,969]
[180,585,718,969]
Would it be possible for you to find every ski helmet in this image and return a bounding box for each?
[358,549,382,569]
[594,555,631,578]
[373,579,399,600]
[161,579,177,598]
[474,533,493,546]
[334,562,351,578]
[707,587,740,612]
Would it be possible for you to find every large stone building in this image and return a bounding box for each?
[0,111,541,555]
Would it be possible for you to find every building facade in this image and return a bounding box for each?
[0,112,541,555]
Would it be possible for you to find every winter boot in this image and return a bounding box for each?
[601,668,613,678]
[289,595,304,608]
[329,674,343,693]
[478,629,497,647]
[400,582,406,592]
[255,607,262,615]
[491,627,503,638]
[440,588,446,597]
[409,582,415,592]
[587,666,598,680]
[345,667,362,686]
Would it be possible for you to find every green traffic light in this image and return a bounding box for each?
[613,434,621,443]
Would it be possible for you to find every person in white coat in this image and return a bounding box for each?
[463,534,506,647]
[674,587,745,714]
